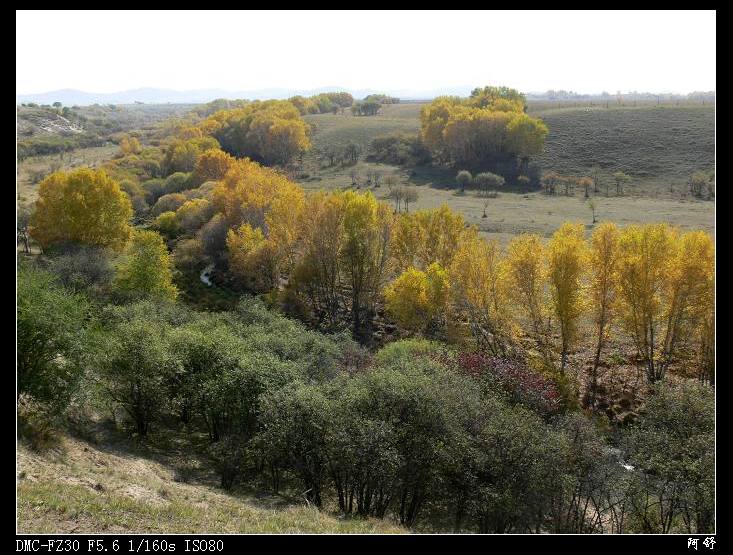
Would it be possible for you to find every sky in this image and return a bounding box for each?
[16,10,716,95]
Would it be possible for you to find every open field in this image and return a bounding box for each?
[304,103,422,151]
[297,102,714,243]
[17,433,405,534]
[529,104,715,193]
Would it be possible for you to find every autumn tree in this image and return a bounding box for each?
[290,192,347,328]
[212,158,305,270]
[112,229,178,301]
[587,222,619,406]
[384,263,450,335]
[192,148,236,185]
[390,205,467,273]
[542,171,560,195]
[420,88,547,170]
[30,168,133,252]
[616,225,713,383]
[547,223,588,374]
[341,191,393,339]
[204,100,311,166]
[504,234,551,364]
[578,176,593,198]
[162,136,220,175]
[450,234,512,354]
[119,135,142,156]
[226,223,277,292]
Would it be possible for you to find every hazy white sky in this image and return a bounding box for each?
[16,10,716,95]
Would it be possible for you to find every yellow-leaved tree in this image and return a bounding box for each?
[112,229,178,301]
[226,223,277,293]
[341,191,393,338]
[384,263,450,335]
[290,192,347,328]
[30,168,133,252]
[390,205,467,273]
[192,148,236,185]
[547,223,588,374]
[450,233,512,354]
[504,233,552,365]
[214,158,305,286]
[616,224,714,382]
[587,222,620,406]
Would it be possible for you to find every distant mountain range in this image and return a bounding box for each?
[16,86,479,106]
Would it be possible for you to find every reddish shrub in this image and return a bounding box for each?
[455,352,561,415]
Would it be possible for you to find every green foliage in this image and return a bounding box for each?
[17,265,90,413]
[623,381,715,533]
[97,314,178,436]
[112,230,178,301]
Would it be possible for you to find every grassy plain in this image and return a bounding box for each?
[296,102,715,244]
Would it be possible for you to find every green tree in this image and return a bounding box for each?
[112,230,178,301]
[17,265,90,412]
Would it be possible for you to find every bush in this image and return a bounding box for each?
[97,316,177,436]
[151,193,187,217]
[17,265,90,413]
[454,353,561,416]
[42,244,113,298]
[368,133,431,166]
[623,381,715,533]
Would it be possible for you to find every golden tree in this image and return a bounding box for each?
[30,168,133,251]
[390,205,467,273]
[616,225,713,382]
[450,234,512,354]
[341,191,393,338]
[385,263,450,335]
[547,223,588,374]
[290,192,347,328]
[504,233,551,364]
[587,222,620,406]
[192,148,235,185]
[226,223,278,292]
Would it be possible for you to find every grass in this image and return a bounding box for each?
[17,434,405,534]
[528,104,715,193]
[296,102,714,245]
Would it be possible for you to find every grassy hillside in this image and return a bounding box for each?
[528,104,715,193]
[17,434,405,534]
[304,103,422,151]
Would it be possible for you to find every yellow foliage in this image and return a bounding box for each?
[504,233,551,356]
[119,135,142,155]
[192,149,236,184]
[226,223,277,293]
[391,204,468,272]
[384,263,450,333]
[30,168,133,251]
[547,223,588,371]
[420,88,547,166]
[202,100,311,165]
[450,234,512,352]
